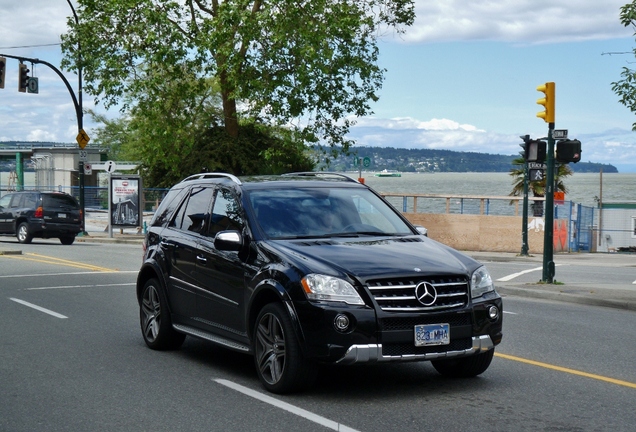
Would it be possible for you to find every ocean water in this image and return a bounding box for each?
[4,170,635,209]
[357,171,635,208]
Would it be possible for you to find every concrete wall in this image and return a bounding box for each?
[404,212,546,253]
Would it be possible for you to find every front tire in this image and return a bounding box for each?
[253,303,317,394]
[17,222,33,244]
[431,348,495,378]
[140,278,185,350]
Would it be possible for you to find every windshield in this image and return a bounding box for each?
[248,186,413,239]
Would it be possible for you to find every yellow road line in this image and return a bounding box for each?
[1,253,116,272]
[496,352,636,389]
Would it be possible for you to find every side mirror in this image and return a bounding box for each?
[415,225,428,237]
[214,230,243,251]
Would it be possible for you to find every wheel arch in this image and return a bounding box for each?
[136,262,166,305]
[247,280,308,356]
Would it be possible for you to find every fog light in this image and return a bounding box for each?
[334,314,350,332]
[488,305,500,320]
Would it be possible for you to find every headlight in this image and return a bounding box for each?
[301,274,364,305]
[471,266,494,299]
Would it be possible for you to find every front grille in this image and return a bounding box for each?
[367,275,469,312]
[382,338,472,356]
[380,312,471,331]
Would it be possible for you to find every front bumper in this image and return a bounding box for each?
[336,334,494,365]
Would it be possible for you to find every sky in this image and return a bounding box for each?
[1,1,636,171]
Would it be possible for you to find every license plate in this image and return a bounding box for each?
[58,213,67,218]
[414,323,450,346]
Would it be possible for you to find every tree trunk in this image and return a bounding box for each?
[220,69,239,138]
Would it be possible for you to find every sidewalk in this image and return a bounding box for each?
[467,251,636,312]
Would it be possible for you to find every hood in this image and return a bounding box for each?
[263,236,479,281]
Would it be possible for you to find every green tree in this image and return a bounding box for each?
[509,157,572,216]
[61,0,414,152]
[612,1,636,128]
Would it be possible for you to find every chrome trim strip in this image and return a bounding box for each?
[335,335,494,365]
[173,324,250,353]
[379,302,466,312]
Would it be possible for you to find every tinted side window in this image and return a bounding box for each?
[22,193,38,209]
[209,189,243,238]
[172,187,214,235]
[152,187,188,227]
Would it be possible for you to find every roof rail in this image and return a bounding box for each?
[282,172,359,183]
[181,172,242,184]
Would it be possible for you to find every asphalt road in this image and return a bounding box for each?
[1,240,635,431]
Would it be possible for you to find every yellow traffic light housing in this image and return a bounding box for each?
[536,82,555,123]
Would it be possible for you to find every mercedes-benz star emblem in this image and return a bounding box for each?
[415,282,437,306]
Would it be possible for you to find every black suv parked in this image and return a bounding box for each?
[137,173,503,393]
[0,191,82,245]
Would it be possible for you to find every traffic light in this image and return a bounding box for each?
[18,63,29,93]
[536,82,555,123]
[0,57,6,89]
[519,135,546,162]
[556,139,581,163]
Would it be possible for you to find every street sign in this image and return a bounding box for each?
[553,129,568,139]
[78,150,88,161]
[76,129,90,149]
[363,156,371,168]
[528,162,547,169]
[104,160,117,174]
[84,163,92,175]
[27,77,38,94]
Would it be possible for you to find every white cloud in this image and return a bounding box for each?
[404,0,632,44]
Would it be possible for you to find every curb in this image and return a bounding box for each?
[497,285,636,311]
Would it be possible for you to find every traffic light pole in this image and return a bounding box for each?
[521,160,529,256]
[542,125,556,283]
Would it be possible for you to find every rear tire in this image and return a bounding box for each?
[60,236,75,245]
[253,303,317,394]
[17,222,33,244]
[431,349,495,378]
[140,278,185,350]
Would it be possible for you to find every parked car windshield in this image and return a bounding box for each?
[247,186,413,239]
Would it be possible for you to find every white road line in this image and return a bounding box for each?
[503,311,517,315]
[9,298,68,319]
[0,271,138,279]
[26,283,135,291]
[214,379,360,432]
[497,266,545,282]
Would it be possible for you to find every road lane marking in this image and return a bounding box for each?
[0,270,137,279]
[214,379,360,432]
[1,253,117,272]
[496,352,636,390]
[27,283,135,291]
[9,298,68,319]
[497,265,561,282]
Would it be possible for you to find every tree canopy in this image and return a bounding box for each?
[612,1,636,129]
[61,0,415,154]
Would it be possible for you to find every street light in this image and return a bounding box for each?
[65,0,86,235]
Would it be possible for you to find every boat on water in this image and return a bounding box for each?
[374,170,401,178]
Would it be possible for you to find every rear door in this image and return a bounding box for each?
[160,186,214,322]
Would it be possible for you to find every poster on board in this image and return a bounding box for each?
[110,175,142,228]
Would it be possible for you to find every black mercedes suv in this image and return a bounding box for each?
[137,173,503,393]
[0,191,82,245]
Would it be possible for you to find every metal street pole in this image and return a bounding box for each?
[66,0,86,235]
[542,125,555,282]
[521,159,529,256]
